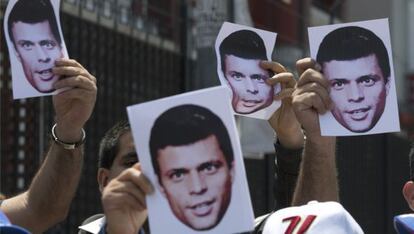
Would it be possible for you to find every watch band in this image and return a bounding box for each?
[51,123,86,150]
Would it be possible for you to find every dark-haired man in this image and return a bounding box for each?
[7,0,64,93]
[80,61,304,234]
[219,30,274,114]
[316,26,390,133]
[394,145,414,233]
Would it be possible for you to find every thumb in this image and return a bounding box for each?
[133,162,141,170]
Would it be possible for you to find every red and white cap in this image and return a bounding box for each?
[262,201,364,234]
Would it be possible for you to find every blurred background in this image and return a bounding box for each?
[0,0,413,233]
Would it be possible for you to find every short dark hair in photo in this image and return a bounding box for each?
[219,29,268,75]
[149,104,234,179]
[316,26,390,83]
[7,0,62,47]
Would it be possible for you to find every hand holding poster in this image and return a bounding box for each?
[127,86,254,234]
[4,0,69,99]
[215,22,281,120]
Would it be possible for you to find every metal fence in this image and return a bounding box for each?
[1,0,188,232]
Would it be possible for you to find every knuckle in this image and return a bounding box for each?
[309,82,319,90]
[122,168,133,177]
[303,68,315,76]
[308,92,318,100]
[76,75,83,82]
[295,59,304,68]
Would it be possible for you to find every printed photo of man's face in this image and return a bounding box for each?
[323,54,389,132]
[219,30,274,115]
[223,54,273,114]
[7,0,64,93]
[157,134,233,230]
[150,104,235,231]
[317,26,391,133]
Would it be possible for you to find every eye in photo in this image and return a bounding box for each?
[308,18,400,136]
[3,0,69,99]
[127,86,254,234]
[215,22,281,120]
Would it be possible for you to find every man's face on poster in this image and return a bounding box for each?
[11,20,63,93]
[323,54,389,132]
[223,55,273,114]
[156,134,234,230]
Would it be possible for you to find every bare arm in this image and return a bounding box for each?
[2,144,84,233]
[291,58,339,206]
[292,135,337,205]
[259,61,304,209]
[2,59,97,233]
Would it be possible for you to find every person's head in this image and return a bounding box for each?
[97,121,137,192]
[316,26,390,133]
[7,0,63,93]
[149,104,234,230]
[403,143,414,211]
[219,30,273,114]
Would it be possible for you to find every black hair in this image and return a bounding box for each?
[149,104,234,178]
[219,30,268,76]
[316,26,390,83]
[98,121,131,169]
[7,0,62,47]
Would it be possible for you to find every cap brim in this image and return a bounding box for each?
[394,215,414,234]
[0,225,31,234]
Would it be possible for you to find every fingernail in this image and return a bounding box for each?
[315,63,322,71]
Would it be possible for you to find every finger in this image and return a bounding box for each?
[294,92,327,114]
[273,88,294,101]
[296,58,321,76]
[120,168,154,194]
[260,61,287,74]
[267,72,296,88]
[52,65,89,77]
[114,181,147,210]
[54,87,96,101]
[297,68,330,91]
[295,82,332,110]
[106,191,145,211]
[104,180,146,211]
[55,58,85,70]
[54,75,96,90]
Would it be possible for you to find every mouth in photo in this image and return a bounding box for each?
[242,99,262,107]
[36,68,55,81]
[345,107,371,121]
[188,198,216,217]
